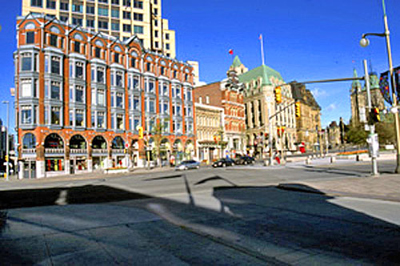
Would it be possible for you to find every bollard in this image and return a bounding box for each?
[306,157,311,165]
[330,156,336,163]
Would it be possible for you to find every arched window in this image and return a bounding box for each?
[22,133,36,149]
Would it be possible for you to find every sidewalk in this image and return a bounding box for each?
[278,173,400,202]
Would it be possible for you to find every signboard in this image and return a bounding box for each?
[125,143,129,149]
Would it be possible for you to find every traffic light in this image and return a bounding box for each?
[295,101,301,118]
[138,126,144,139]
[370,108,381,123]
[275,86,282,104]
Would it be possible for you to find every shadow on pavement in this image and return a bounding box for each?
[0,182,399,265]
[0,185,152,210]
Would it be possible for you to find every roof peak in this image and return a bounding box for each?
[231,55,242,68]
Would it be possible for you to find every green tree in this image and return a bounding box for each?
[345,124,368,145]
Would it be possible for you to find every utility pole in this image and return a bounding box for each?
[364,60,379,176]
[2,101,9,181]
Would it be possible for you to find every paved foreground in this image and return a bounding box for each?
[1,158,400,265]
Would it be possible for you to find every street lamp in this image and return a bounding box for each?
[360,0,400,173]
[2,101,9,181]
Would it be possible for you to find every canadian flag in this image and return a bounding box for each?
[228,49,233,55]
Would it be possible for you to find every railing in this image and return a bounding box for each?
[112,149,125,154]
[70,149,88,154]
[22,149,36,154]
[45,148,64,154]
[92,149,108,154]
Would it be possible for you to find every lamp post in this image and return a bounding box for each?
[2,101,9,181]
[360,0,400,173]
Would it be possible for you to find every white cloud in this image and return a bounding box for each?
[311,88,327,99]
[325,103,337,111]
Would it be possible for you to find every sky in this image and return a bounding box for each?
[0,0,400,133]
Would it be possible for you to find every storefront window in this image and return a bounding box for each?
[46,158,64,171]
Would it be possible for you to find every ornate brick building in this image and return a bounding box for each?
[194,66,246,158]
[15,14,195,178]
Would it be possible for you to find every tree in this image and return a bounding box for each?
[345,124,368,145]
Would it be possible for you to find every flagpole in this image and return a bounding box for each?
[260,34,265,66]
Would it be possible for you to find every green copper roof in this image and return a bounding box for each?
[238,64,284,86]
[231,56,242,68]
[352,68,361,88]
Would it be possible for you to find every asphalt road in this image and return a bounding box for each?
[1,158,399,265]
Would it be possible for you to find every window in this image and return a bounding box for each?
[31,0,42,7]
[98,7,109,16]
[117,114,124,130]
[130,58,136,68]
[75,62,84,79]
[123,24,131,32]
[111,22,119,31]
[166,43,170,50]
[146,62,151,72]
[45,0,55,8]
[51,107,61,125]
[163,84,169,96]
[145,79,155,93]
[60,2,69,10]
[87,5,95,14]
[123,11,131,19]
[51,56,61,74]
[98,20,108,29]
[74,41,80,53]
[97,112,105,128]
[116,71,123,86]
[75,86,84,102]
[21,106,33,124]
[72,17,83,26]
[21,79,32,97]
[206,95,210,104]
[132,75,139,89]
[98,90,105,105]
[21,53,32,71]
[97,67,105,83]
[50,34,57,46]
[72,4,82,13]
[134,25,143,34]
[112,0,119,4]
[95,47,101,58]
[50,81,61,100]
[116,93,124,108]
[60,16,68,22]
[25,31,34,45]
[75,109,84,127]
[87,19,95,28]
[111,9,119,18]
[134,13,143,21]
[165,33,170,40]
[145,98,155,113]
[133,0,142,8]
[114,53,119,63]
[133,95,140,110]
[99,0,108,3]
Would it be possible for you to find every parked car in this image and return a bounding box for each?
[212,158,236,168]
[175,160,200,171]
[235,156,255,165]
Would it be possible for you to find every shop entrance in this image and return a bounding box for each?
[23,160,36,179]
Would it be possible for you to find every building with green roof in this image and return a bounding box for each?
[230,57,297,158]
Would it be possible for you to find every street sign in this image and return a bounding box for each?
[125,143,129,149]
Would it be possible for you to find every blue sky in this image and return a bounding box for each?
[0,0,400,132]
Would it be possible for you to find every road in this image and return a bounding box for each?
[1,158,399,265]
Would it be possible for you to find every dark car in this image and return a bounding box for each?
[175,160,201,171]
[212,158,236,168]
[235,156,255,165]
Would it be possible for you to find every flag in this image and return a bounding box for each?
[228,49,233,55]
[395,66,400,101]
[379,71,392,105]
